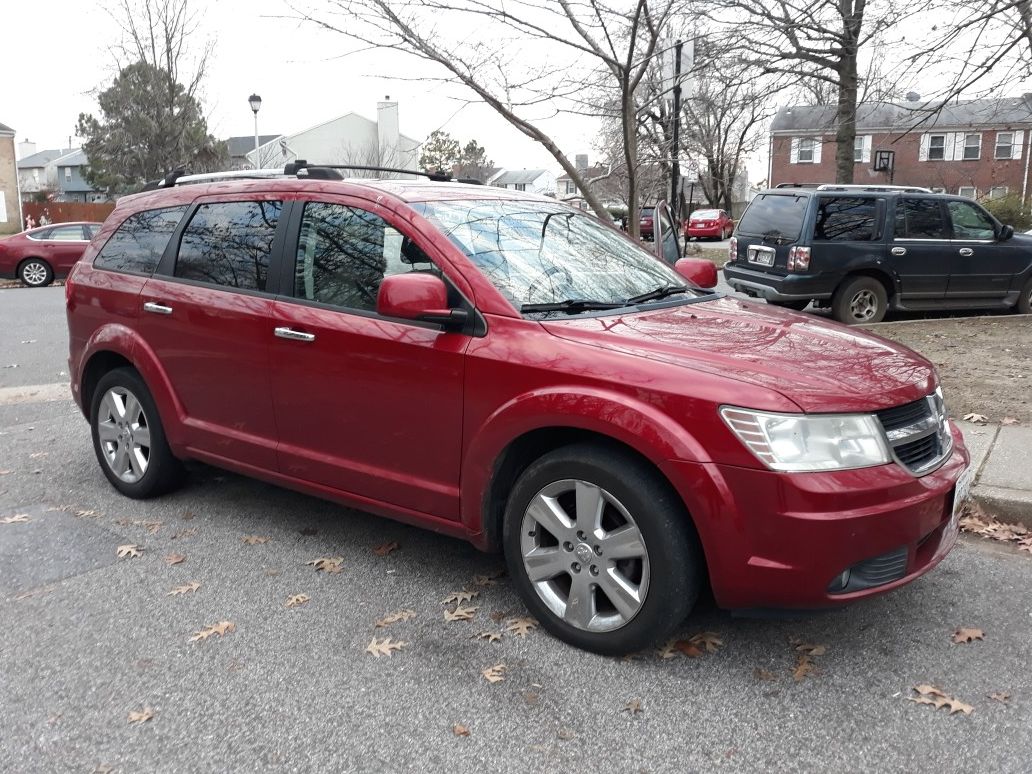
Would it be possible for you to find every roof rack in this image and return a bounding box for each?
[145,160,486,189]
[815,184,932,193]
[774,183,820,188]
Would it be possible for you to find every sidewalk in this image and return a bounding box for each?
[957,420,1032,527]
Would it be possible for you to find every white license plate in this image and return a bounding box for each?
[950,464,974,528]
[748,248,774,266]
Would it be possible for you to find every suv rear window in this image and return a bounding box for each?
[736,194,806,240]
[173,201,282,291]
[93,206,188,275]
[813,197,878,241]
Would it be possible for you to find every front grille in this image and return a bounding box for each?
[875,393,951,475]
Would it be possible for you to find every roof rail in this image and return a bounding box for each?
[774,182,820,189]
[815,184,933,193]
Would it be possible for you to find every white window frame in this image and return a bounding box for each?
[852,135,872,163]
[797,137,815,163]
[565,180,577,195]
[64,166,72,182]
[995,132,1013,159]
[927,134,946,160]
[957,186,977,199]
[963,133,981,160]
[989,186,1008,200]
[514,183,526,191]
[930,187,946,194]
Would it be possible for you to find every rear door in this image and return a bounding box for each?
[138,195,284,470]
[944,199,1019,298]
[890,197,954,299]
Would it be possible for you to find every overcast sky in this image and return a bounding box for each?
[1,0,601,174]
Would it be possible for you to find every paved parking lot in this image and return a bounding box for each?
[2,287,1031,772]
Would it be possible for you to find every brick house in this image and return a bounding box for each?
[769,96,1032,203]
[0,121,21,233]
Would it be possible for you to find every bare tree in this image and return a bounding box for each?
[704,0,911,183]
[292,0,685,238]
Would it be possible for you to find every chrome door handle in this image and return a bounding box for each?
[274,326,316,343]
[143,301,173,315]
[959,247,974,257]
[890,247,907,256]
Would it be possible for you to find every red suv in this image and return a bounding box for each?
[65,165,971,655]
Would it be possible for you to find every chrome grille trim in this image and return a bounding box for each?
[875,390,952,477]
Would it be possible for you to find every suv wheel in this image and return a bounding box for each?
[90,367,184,498]
[19,258,53,287]
[1018,276,1032,314]
[502,442,701,655]
[832,276,887,324]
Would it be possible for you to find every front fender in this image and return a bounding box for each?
[460,385,711,545]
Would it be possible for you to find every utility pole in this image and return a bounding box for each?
[670,39,683,222]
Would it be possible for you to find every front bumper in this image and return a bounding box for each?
[661,423,969,610]
[722,264,832,302]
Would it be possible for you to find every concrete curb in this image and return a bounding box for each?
[972,485,1032,530]
[956,420,1032,529]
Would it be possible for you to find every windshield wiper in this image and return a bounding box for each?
[520,299,626,314]
[625,285,690,305]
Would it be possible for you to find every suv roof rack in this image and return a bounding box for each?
[815,184,933,193]
[146,160,486,190]
[774,183,820,189]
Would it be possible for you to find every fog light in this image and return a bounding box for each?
[829,568,851,593]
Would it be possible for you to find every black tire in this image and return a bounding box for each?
[1018,275,1032,314]
[502,442,702,656]
[769,299,810,311]
[90,367,184,498]
[832,275,888,324]
[18,258,53,287]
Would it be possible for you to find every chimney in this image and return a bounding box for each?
[377,96,400,170]
[575,154,588,170]
[17,139,36,160]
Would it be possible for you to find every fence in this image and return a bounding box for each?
[21,202,115,228]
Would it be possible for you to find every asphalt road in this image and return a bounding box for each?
[2,286,1031,773]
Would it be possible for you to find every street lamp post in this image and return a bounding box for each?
[248,93,262,169]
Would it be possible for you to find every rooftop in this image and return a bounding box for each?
[493,169,548,186]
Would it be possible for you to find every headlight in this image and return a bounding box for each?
[720,406,891,472]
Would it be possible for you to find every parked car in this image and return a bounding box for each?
[639,206,655,240]
[685,208,734,241]
[723,185,1032,323]
[0,222,103,287]
[66,167,970,655]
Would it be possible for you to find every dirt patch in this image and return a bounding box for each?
[865,315,1032,423]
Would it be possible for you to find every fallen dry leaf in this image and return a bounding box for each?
[482,664,507,683]
[242,535,270,545]
[74,509,100,518]
[452,723,471,737]
[674,640,703,658]
[306,557,344,574]
[473,630,502,643]
[444,605,478,622]
[793,654,818,682]
[442,590,479,605]
[375,609,416,628]
[793,642,827,656]
[907,684,973,715]
[952,627,984,644]
[1,513,30,524]
[366,637,407,657]
[0,470,11,475]
[373,541,399,557]
[557,727,576,741]
[622,698,643,715]
[167,581,201,596]
[1001,417,1020,426]
[504,616,538,637]
[656,639,680,659]
[182,511,196,521]
[29,452,48,459]
[285,594,310,608]
[962,413,988,423]
[127,707,155,725]
[754,668,778,682]
[988,692,1011,704]
[472,569,506,586]
[164,553,186,566]
[117,544,142,559]
[190,621,235,643]
[690,631,724,653]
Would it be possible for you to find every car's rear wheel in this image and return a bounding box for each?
[502,442,701,656]
[1018,276,1032,314]
[769,299,810,311]
[90,367,184,498]
[832,276,887,324]
[19,258,53,287]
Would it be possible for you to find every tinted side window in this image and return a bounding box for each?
[736,194,807,240]
[294,202,435,312]
[947,201,996,240]
[174,201,281,291]
[813,197,878,241]
[94,206,188,275]
[894,199,947,239]
[49,225,86,241]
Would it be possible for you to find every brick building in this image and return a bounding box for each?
[769,96,1032,203]
[0,121,21,234]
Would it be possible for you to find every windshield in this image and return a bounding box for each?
[736,194,806,240]
[414,199,693,313]
[692,210,720,219]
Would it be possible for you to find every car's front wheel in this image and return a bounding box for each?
[19,258,53,287]
[503,442,701,655]
[90,367,184,498]
[832,276,888,324]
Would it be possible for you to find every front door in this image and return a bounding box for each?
[270,198,467,520]
[138,197,284,470]
[944,199,1019,298]
[891,197,955,299]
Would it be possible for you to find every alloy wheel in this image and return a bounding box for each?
[21,261,48,286]
[519,479,650,633]
[849,289,879,322]
[96,386,152,483]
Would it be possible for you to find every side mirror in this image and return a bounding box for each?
[674,258,717,289]
[376,273,468,329]
[999,224,1014,241]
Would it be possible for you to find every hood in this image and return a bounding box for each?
[542,297,937,413]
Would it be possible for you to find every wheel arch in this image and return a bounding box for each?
[836,265,898,301]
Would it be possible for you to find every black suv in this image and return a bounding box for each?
[723,185,1032,323]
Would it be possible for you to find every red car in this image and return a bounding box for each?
[685,208,734,240]
[639,206,654,240]
[0,222,103,286]
[65,167,970,655]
